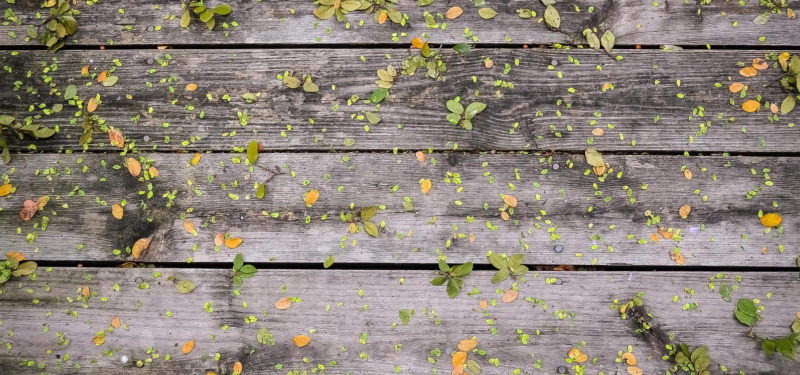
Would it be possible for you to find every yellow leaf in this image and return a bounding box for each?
[182,340,195,354]
[739,66,757,77]
[458,338,477,352]
[186,83,198,91]
[127,157,142,177]
[111,204,124,220]
[501,194,517,207]
[225,238,243,249]
[621,352,637,366]
[411,37,425,49]
[0,183,13,197]
[684,169,692,180]
[6,251,24,262]
[446,6,463,19]
[275,297,292,310]
[190,153,201,166]
[81,65,89,76]
[779,52,791,70]
[81,286,90,298]
[92,335,105,346]
[132,237,151,259]
[304,189,319,207]
[420,179,432,194]
[451,351,467,368]
[760,213,782,227]
[292,334,311,347]
[742,100,761,113]
[108,128,125,148]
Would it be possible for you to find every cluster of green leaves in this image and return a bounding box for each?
[583,28,615,53]
[78,97,104,146]
[666,344,712,375]
[312,0,362,20]
[342,205,380,237]
[360,0,408,25]
[257,326,276,346]
[180,1,232,30]
[446,97,486,130]
[431,260,473,298]
[781,54,800,93]
[0,255,37,286]
[376,65,396,89]
[734,298,800,359]
[232,253,257,286]
[28,0,77,52]
[488,253,528,283]
[0,115,55,164]
[280,71,319,93]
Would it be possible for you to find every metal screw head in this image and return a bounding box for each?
[239,213,246,220]
[554,245,563,253]
[146,25,155,32]
[552,163,559,170]
[551,59,560,66]
[146,58,155,65]
[558,366,567,374]
[555,278,563,285]
[143,135,150,142]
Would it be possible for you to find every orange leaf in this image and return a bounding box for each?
[728,82,744,93]
[502,289,518,303]
[111,204,124,220]
[19,199,37,221]
[182,340,195,354]
[148,166,159,178]
[679,204,691,219]
[742,100,760,113]
[111,316,121,328]
[752,58,768,70]
[770,103,779,114]
[502,194,517,208]
[479,300,488,309]
[132,237,151,259]
[500,211,510,221]
[304,189,319,207]
[420,179,432,194]
[6,252,24,262]
[378,12,388,24]
[684,169,692,179]
[415,151,426,163]
[186,83,198,91]
[627,366,643,375]
[458,338,477,352]
[225,237,243,249]
[190,153,201,166]
[671,251,685,265]
[411,37,425,49]
[214,233,225,247]
[0,183,13,197]
[81,65,89,76]
[97,71,108,83]
[233,361,243,373]
[446,6,463,19]
[451,351,467,368]
[739,66,757,77]
[183,221,197,235]
[87,97,98,113]
[621,352,637,366]
[650,233,659,243]
[292,334,311,347]
[760,213,782,227]
[108,128,125,148]
[127,157,142,177]
[81,286,91,298]
[484,58,494,69]
[275,297,293,310]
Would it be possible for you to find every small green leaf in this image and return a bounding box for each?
[464,102,486,120]
[246,140,258,164]
[365,112,381,124]
[446,113,461,125]
[233,275,242,286]
[399,309,410,325]
[478,8,497,19]
[360,206,377,221]
[450,262,473,277]
[64,85,77,100]
[460,119,473,130]
[363,221,379,237]
[492,268,510,283]
[452,43,471,54]
[256,183,266,199]
[446,99,464,115]
[212,4,232,15]
[430,275,447,286]
[719,282,731,302]
[233,253,244,271]
[0,115,14,126]
[176,279,195,294]
[323,255,334,268]
[370,88,389,103]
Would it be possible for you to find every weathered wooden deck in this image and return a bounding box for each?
[1,1,799,374]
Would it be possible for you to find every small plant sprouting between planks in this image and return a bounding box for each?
[734,297,800,359]
[0,252,37,286]
[0,115,56,164]
[313,0,408,25]
[665,343,713,375]
[28,0,77,52]
[232,253,257,287]
[487,253,528,283]
[342,205,380,237]
[446,97,486,130]
[180,1,232,30]
[431,260,473,298]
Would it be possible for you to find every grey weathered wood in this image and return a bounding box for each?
[1,48,798,153]
[0,0,796,47]
[0,268,798,374]
[2,152,796,267]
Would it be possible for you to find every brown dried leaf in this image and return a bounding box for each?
[127,158,142,177]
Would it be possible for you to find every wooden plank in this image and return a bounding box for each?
[1,49,798,153]
[0,0,796,47]
[0,268,798,374]
[2,152,796,267]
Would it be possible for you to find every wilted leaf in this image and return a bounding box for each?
[225,237,243,249]
[679,204,691,219]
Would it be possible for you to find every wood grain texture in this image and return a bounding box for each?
[0,0,796,47]
[1,268,798,374]
[2,152,796,267]
[1,48,798,153]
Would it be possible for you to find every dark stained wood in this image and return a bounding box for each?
[2,152,796,267]
[1,268,798,374]
[1,49,798,153]
[0,0,797,47]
